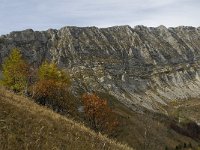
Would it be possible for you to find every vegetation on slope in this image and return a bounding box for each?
[0,48,120,136]
[82,93,119,135]
[0,88,131,150]
[0,48,29,92]
[98,92,200,150]
[1,48,200,150]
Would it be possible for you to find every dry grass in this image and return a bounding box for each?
[0,88,132,150]
[170,98,200,122]
[98,92,200,150]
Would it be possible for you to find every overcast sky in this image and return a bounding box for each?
[0,0,199,34]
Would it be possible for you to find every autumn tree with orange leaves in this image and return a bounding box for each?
[31,61,73,113]
[82,93,119,135]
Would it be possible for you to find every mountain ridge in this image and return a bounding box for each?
[2,25,200,36]
[1,25,200,113]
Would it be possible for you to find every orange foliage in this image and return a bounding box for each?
[31,62,72,113]
[32,79,73,113]
[82,93,119,134]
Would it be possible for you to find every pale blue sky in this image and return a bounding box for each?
[0,0,199,34]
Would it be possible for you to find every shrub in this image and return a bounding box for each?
[82,93,119,135]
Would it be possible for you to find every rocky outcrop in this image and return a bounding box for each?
[1,25,200,113]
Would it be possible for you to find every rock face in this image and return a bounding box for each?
[1,25,200,113]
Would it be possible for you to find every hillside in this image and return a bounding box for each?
[98,93,200,150]
[0,88,131,150]
[1,25,200,149]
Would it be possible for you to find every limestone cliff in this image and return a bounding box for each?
[1,25,200,113]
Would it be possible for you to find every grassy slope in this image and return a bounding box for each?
[167,98,200,123]
[99,93,200,150]
[0,89,132,150]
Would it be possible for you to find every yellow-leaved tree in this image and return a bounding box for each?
[31,61,72,113]
[1,48,29,92]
